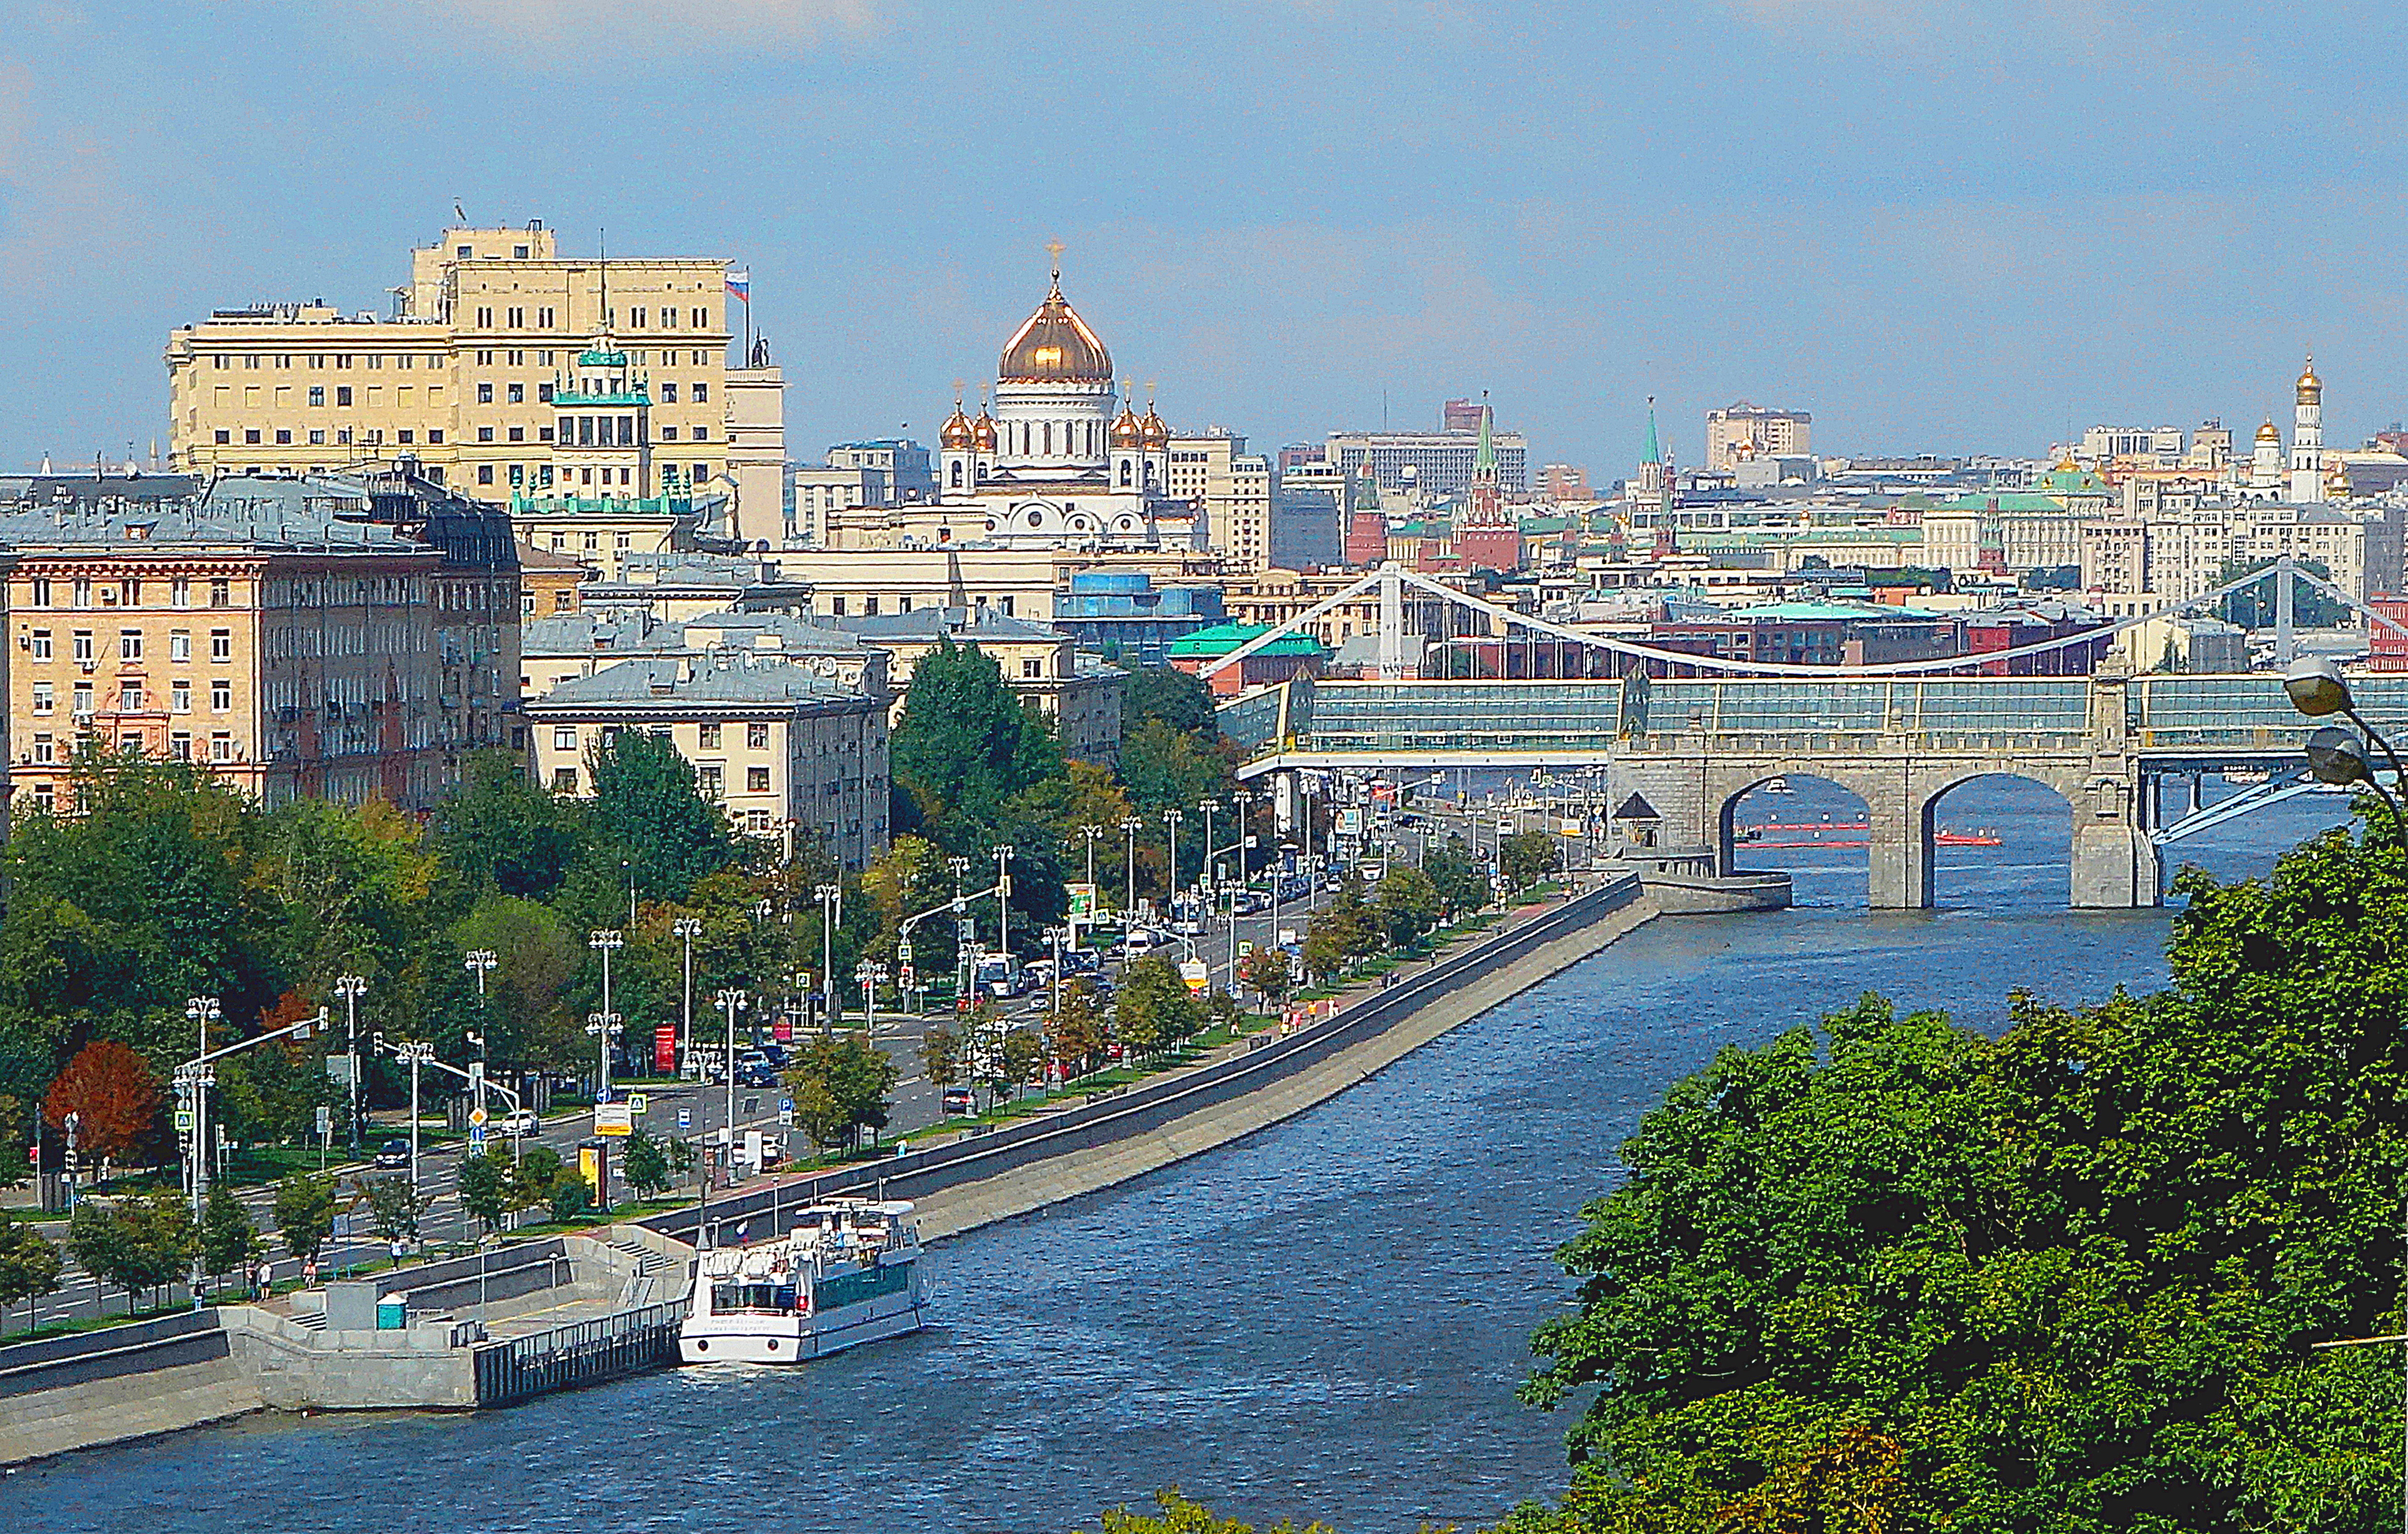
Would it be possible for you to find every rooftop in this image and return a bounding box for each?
[531,654,872,713]
[1168,623,1331,659]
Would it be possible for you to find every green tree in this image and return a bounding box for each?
[510,1145,565,1218]
[2214,553,2353,629]
[1115,955,1201,1062]
[783,1032,900,1148]
[1118,719,1236,826]
[997,1028,1047,1096]
[1514,813,2408,1534]
[921,1025,961,1091]
[1091,1488,1332,1534]
[1121,666,1219,739]
[199,1180,258,1279]
[791,1076,851,1152]
[1239,946,1292,1009]
[587,727,734,903]
[433,747,583,899]
[889,637,1065,834]
[1499,829,1562,891]
[1374,865,1441,947]
[349,1174,421,1253]
[0,1209,63,1334]
[548,1172,593,1224]
[270,1172,338,1265]
[1422,835,1491,916]
[622,1128,671,1200]
[1051,980,1113,1078]
[1299,921,1350,986]
[458,1147,513,1235]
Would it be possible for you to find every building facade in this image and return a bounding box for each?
[1703,402,1812,471]
[1166,431,1273,573]
[838,607,1124,764]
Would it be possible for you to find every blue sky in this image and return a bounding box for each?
[3,1,2398,477]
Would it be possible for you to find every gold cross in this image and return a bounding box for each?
[1046,239,1065,279]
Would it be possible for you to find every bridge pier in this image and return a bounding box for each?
[2071,776,2161,908]
[1870,789,1932,909]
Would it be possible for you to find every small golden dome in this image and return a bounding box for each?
[972,407,998,453]
[1139,404,1169,450]
[998,277,1113,384]
[940,400,975,450]
[2256,418,2282,445]
[2296,354,2322,405]
[1110,397,1144,449]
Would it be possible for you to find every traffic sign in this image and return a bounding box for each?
[468,1107,489,1127]
[777,1108,794,1128]
[468,1128,487,1149]
[595,1086,613,1105]
[779,1096,793,1114]
[628,1093,649,1116]
[676,1108,692,1131]
[594,1102,633,1137]
[174,1110,194,1132]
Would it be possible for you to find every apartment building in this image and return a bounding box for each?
[526,652,887,866]
[838,606,1124,764]
[164,223,785,538]
[1703,402,1812,472]
[1167,432,1274,573]
[520,608,887,701]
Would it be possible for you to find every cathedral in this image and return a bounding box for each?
[816,266,1205,551]
[2242,354,2338,504]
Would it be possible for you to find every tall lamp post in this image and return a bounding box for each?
[335,974,368,1153]
[994,845,1016,967]
[815,883,842,1031]
[182,994,219,1211]
[714,987,747,1213]
[672,917,702,1075]
[588,929,624,1100]
[1163,809,1183,930]
[464,949,497,1126]
[1120,815,1145,920]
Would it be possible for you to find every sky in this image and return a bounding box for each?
[4,1,2403,477]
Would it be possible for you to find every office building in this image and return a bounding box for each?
[1326,402,1529,497]
[1703,402,1812,471]
[1167,431,1272,572]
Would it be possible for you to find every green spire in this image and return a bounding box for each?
[1474,395,1496,476]
[1641,396,1661,467]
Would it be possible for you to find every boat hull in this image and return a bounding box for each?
[678,1286,928,1365]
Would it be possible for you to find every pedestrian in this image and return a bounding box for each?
[255,1258,272,1302]
[304,1256,319,1289]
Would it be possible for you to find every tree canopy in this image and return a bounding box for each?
[1514,813,2408,1533]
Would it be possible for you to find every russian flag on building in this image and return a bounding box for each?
[725,268,751,303]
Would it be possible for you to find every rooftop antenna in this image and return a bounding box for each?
[454,198,466,225]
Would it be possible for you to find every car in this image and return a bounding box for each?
[737,1061,780,1089]
[1124,929,1165,956]
[372,1138,410,1169]
[941,1085,974,1116]
[1061,948,1101,975]
[491,1108,542,1137]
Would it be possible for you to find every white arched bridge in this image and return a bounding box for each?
[1211,562,2408,910]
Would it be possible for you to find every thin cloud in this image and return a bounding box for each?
[401,0,884,45]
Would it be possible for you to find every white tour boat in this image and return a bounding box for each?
[678,1198,928,1364]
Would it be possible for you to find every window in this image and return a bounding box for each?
[693,310,710,331]
[552,767,578,792]
[660,426,677,441]
[478,426,495,443]
[699,723,721,749]
[210,579,229,607]
[213,430,231,445]
[507,382,525,405]
[209,731,233,762]
[698,764,723,797]
[31,733,52,764]
[507,307,524,328]
[244,430,261,445]
[71,630,92,663]
[308,385,325,407]
[1022,658,1041,678]
[171,578,190,609]
[31,682,51,715]
[211,678,231,712]
[477,382,494,404]
[747,766,771,793]
[29,577,49,607]
[630,307,646,328]
[553,726,576,751]
[746,722,769,750]
[538,306,555,328]
[428,429,445,445]
[171,680,190,713]
[210,628,231,661]
[475,306,493,328]
[661,382,677,404]
[398,430,414,445]
[747,809,771,834]
[691,425,707,441]
[863,596,879,617]
[29,629,49,660]
[119,683,143,712]
[478,465,494,485]
[170,731,191,760]
[71,682,92,717]
[118,732,142,755]
[120,629,142,661]
[336,386,352,406]
[170,629,190,661]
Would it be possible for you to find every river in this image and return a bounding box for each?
[6,777,2350,1533]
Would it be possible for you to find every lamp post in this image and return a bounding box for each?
[2286,656,2406,837]
[1121,815,1144,919]
[464,949,496,1125]
[948,856,972,1005]
[854,960,889,1034]
[1043,925,1067,1016]
[183,994,219,1214]
[1164,809,1183,929]
[994,845,1016,966]
[334,974,367,1153]
[815,883,841,1031]
[393,1039,433,1199]
[622,858,637,929]
[672,917,702,1075]
[714,987,747,1209]
[588,929,624,1100]
[1081,824,1103,930]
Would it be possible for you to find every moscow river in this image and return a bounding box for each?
[8,778,2350,1534]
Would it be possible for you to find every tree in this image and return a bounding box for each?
[1499,829,1562,891]
[587,727,734,903]
[1299,921,1350,987]
[1116,955,1201,1062]
[0,1209,63,1335]
[783,1033,900,1149]
[458,1147,513,1235]
[548,1172,593,1224]
[510,1145,567,1220]
[1093,1488,1332,1534]
[1514,815,2408,1533]
[889,637,1065,834]
[270,1173,337,1265]
[349,1174,420,1253]
[1374,865,1441,948]
[1422,835,1491,917]
[1118,719,1236,824]
[791,1076,851,1153]
[1121,666,1219,739]
[997,1028,1047,1096]
[1239,946,1292,1009]
[622,1128,671,1200]
[433,747,582,899]
[43,1040,161,1170]
[2215,554,2353,630]
[1051,981,1113,1078]
[71,1191,194,1312]
[199,1180,258,1279]
[921,1025,961,1091]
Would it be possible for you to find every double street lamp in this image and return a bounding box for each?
[588,930,624,1099]
[334,974,368,1153]
[672,917,703,1075]
[2286,656,2405,838]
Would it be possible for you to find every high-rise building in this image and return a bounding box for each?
[163,222,784,536]
[1326,401,1529,497]
[1269,453,1345,569]
[1167,430,1272,572]
[1703,402,1812,471]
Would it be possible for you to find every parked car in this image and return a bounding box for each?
[737,1059,780,1089]
[492,1108,542,1137]
[941,1085,974,1116]
[372,1138,410,1169]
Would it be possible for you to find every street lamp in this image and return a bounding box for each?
[714,987,748,1198]
[334,974,368,1153]
[183,995,220,1209]
[814,883,841,1031]
[994,845,1016,966]
[672,916,702,1075]
[588,930,624,1099]
[1120,815,1145,918]
[2285,657,2406,839]
[854,960,890,1033]
[1163,809,1183,924]
[464,949,497,1126]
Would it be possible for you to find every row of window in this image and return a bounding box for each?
[30,628,233,663]
[217,425,446,447]
[28,729,236,764]
[200,347,720,373]
[27,577,230,609]
[31,677,233,715]
[467,305,711,331]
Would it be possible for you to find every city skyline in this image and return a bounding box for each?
[6,4,2405,473]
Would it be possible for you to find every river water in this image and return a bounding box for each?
[8,778,2350,1534]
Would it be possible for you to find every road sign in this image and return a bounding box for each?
[468,1107,488,1127]
[676,1108,692,1131]
[174,1110,194,1132]
[628,1093,648,1116]
[594,1102,633,1137]
[1179,959,1210,995]
[1238,940,1255,957]
[468,1128,487,1149]
[595,1086,613,1105]
[315,1105,333,1136]
[466,1061,484,1089]
[779,1096,793,1113]
[777,1108,794,1128]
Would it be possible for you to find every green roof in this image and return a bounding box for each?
[1723,600,1950,621]
[1168,623,1329,659]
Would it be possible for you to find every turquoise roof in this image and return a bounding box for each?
[1168,622,1329,659]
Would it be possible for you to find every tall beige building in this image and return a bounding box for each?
[1703,402,1812,471]
[164,222,781,531]
[1167,431,1272,572]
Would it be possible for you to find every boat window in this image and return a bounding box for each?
[712,1282,787,1312]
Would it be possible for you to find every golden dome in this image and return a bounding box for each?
[940,400,975,451]
[1110,395,1144,449]
[971,402,998,453]
[2255,418,2282,445]
[2296,354,2322,405]
[998,276,1113,384]
[1139,403,1169,450]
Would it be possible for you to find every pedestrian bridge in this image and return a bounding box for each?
[1221,672,2408,909]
